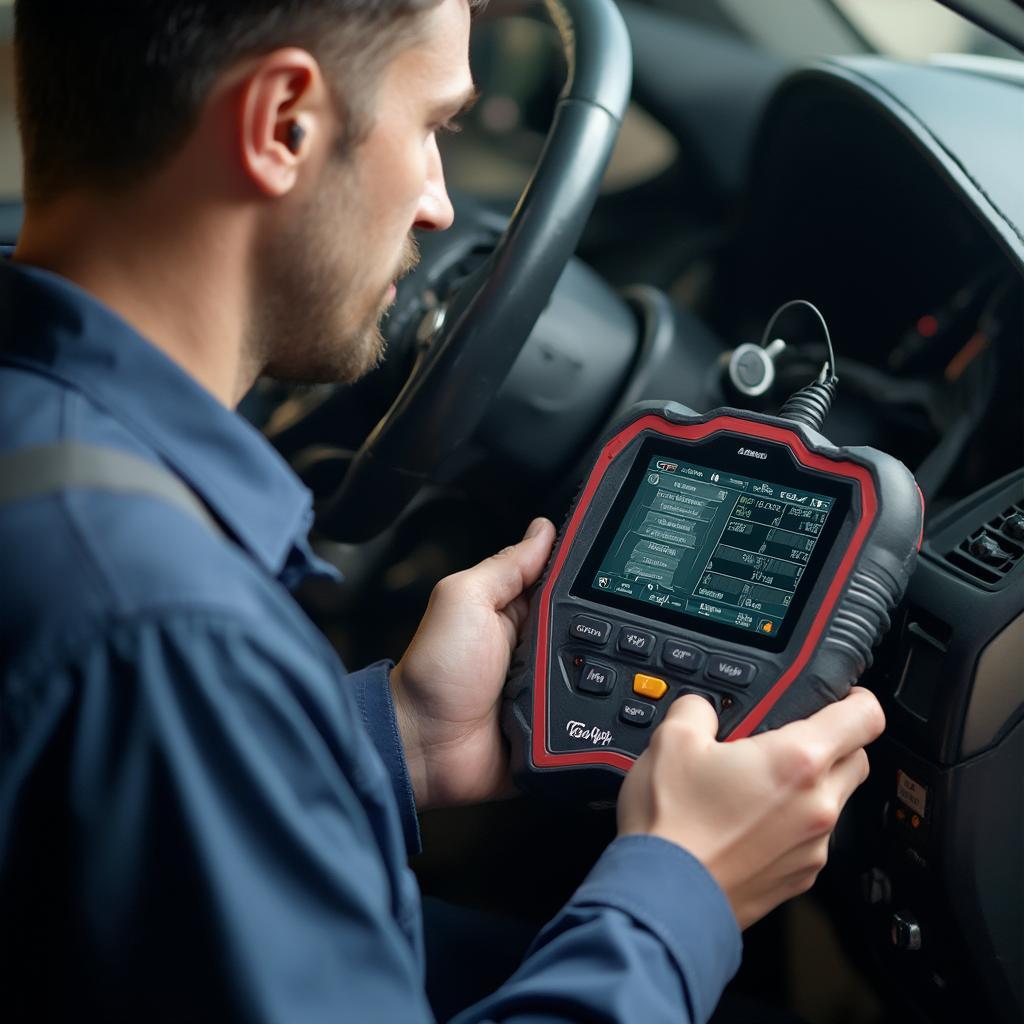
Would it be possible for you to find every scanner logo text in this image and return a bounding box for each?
[566,721,613,746]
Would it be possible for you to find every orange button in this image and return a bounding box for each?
[633,673,668,700]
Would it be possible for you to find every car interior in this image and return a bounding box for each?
[1,1,1021,1022]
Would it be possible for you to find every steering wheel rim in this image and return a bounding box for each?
[318,0,633,541]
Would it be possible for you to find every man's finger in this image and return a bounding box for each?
[828,746,872,806]
[460,518,556,609]
[766,687,885,765]
[664,691,720,738]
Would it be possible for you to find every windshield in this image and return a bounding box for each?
[0,4,16,202]
[832,0,1022,61]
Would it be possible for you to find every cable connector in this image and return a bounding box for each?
[778,366,838,433]
[759,299,838,433]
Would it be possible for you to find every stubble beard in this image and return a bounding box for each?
[254,192,421,387]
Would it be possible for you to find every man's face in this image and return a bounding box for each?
[258,0,474,385]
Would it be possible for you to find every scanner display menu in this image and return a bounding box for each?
[589,455,836,639]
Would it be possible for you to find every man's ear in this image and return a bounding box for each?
[237,48,326,198]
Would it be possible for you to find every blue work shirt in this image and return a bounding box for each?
[0,259,742,1023]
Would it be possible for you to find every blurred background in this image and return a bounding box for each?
[0,0,1019,206]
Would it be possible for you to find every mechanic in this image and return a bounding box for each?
[0,1,885,1021]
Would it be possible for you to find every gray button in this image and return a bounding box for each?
[619,700,656,727]
[578,662,616,696]
[663,639,704,674]
[617,627,655,657]
[570,615,611,645]
[706,655,757,687]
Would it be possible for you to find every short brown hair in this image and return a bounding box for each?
[14,0,448,204]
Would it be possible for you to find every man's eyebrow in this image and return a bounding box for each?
[433,85,480,121]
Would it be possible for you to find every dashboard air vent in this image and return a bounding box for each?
[943,501,1024,586]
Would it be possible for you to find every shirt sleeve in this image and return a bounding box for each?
[453,834,742,1024]
[347,659,422,855]
[4,610,436,1024]
[5,610,742,1024]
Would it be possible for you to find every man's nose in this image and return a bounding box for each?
[414,140,455,232]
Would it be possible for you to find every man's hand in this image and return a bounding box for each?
[392,518,556,810]
[618,687,885,930]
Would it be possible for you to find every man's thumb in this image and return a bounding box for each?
[465,518,555,608]
[517,518,556,579]
[665,691,720,737]
[505,517,556,588]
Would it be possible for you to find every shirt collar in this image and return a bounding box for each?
[0,258,339,583]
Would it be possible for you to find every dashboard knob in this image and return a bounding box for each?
[861,867,892,906]
[890,911,923,951]
[1003,513,1024,541]
[969,534,1012,565]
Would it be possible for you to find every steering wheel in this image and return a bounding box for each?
[317,0,632,541]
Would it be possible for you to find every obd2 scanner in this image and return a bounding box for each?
[503,302,924,801]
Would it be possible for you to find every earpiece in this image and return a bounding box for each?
[286,121,306,154]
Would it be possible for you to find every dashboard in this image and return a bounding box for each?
[706,57,1024,1024]
[711,59,1023,497]
[404,53,1024,1020]
[426,46,1024,1022]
